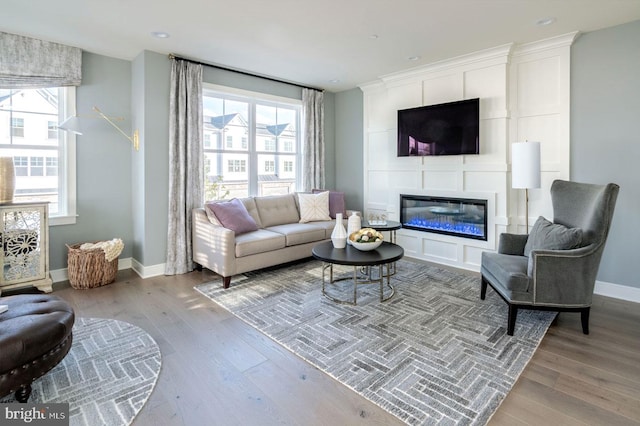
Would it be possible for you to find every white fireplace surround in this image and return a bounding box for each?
[360,33,577,272]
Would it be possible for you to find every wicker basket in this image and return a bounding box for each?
[67,242,119,289]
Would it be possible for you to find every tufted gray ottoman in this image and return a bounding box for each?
[0,294,75,402]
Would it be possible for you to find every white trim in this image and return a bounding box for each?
[131,258,166,279]
[594,280,640,303]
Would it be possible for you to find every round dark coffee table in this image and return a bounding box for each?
[312,241,404,305]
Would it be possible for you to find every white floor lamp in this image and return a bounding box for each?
[512,141,541,231]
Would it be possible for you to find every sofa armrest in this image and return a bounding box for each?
[192,208,237,278]
[498,233,528,255]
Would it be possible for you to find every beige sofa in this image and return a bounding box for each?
[193,193,345,288]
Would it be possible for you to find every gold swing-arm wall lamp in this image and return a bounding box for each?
[58,107,140,151]
[92,107,140,151]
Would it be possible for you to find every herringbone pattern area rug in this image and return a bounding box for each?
[195,259,555,425]
[1,317,161,426]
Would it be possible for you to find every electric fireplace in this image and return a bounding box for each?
[400,194,487,241]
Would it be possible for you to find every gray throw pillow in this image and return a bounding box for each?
[524,216,583,257]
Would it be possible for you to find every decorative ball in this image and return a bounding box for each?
[349,228,384,251]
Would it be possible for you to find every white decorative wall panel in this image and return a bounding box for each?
[463,245,484,267]
[422,237,458,261]
[516,57,560,114]
[422,74,463,104]
[423,171,459,191]
[360,33,575,272]
[464,65,507,113]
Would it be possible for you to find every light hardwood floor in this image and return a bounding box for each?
[41,266,640,425]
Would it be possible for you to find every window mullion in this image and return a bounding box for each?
[248,101,258,196]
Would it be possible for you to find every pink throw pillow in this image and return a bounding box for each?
[205,198,259,235]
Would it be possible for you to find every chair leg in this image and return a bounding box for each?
[15,384,32,403]
[581,308,590,335]
[507,304,518,336]
[480,276,488,300]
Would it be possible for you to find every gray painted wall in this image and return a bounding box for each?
[571,20,640,289]
[49,51,337,271]
[334,88,364,212]
[49,52,133,270]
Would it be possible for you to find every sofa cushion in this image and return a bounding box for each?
[306,220,338,239]
[239,198,263,228]
[524,216,583,257]
[312,189,346,219]
[298,191,332,223]
[205,198,259,235]
[254,194,300,227]
[235,229,286,257]
[266,223,326,246]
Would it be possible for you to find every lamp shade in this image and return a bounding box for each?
[58,116,83,135]
[512,141,541,189]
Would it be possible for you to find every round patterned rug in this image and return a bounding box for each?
[0,317,161,426]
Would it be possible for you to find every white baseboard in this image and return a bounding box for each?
[131,258,166,279]
[594,280,640,304]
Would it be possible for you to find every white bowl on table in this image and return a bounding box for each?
[351,240,383,251]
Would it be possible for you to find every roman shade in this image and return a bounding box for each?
[0,31,82,88]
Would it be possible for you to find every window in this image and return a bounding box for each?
[46,157,58,176]
[30,157,44,176]
[11,118,24,137]
[227,159,246,173]
[264,139,276,152]
[47,121,57,139]
[203,85,301,199]
[203,133,211,148]
[264,160,275,173]
[13,156,28,176]
[0,87,77,224]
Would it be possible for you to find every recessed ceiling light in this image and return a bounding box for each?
[151,31,170,39]
[370,34,379,39]
[329,79,341,84]
[535,17,556,27]
[408,56,420,61]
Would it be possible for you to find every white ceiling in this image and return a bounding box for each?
[3,0,640,92]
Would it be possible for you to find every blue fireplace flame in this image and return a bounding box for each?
[405,217,484,237]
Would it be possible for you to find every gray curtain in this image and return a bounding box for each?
[0,31,81,88]
[165,59,203,275]
[302,88,325,191]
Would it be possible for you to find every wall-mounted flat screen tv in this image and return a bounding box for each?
[397,98,479,157]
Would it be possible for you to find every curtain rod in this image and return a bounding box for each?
[168,54,323,92]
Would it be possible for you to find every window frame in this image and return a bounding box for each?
[202,84,302,200]
[0,87,76,225]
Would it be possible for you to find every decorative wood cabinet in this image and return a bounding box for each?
[0,202,53,295]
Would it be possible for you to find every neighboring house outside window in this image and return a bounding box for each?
[0,88,77,224]
[203,85,301,199]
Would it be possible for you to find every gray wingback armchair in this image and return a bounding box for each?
[481,180,619,336]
